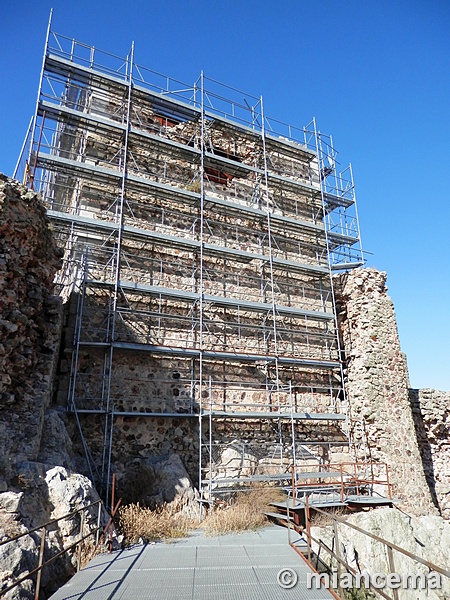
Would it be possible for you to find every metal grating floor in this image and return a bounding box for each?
[49,527,333,600]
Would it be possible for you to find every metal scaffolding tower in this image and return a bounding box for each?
[15,24,364,507]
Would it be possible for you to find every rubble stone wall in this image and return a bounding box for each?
[0,175,64,482]
[0,176,108,599]
[335,268,437,515]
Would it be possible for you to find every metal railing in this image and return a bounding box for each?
[0,500,106,599]
[291,461,392,503]
[286,479,450,600]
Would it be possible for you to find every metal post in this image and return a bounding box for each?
[198,71,206,509]
[386,463,392,499]
[387,546,399,600]
[28,9,53,190]
[333,520,344,598]
[208,376,213,507]
[286,493,291,545]
[96,502,102,545]
[260,96,285,474]
[34,526,46,600]
[111,473,116,516]
[291,464,296,501]
[312,119,352,455]
[305,495,311,565]
[289,380,297,474]
[31,111,46,190]
[198,409,203,521]
[13,116,34,181]
[348,163,364,265]
[102,42,135,506]
[76,510,85,571]
[353,461,359,495]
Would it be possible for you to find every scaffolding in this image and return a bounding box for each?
[16,23,364,507]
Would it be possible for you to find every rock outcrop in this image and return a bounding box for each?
[0,465,104,599]
[116,452,201,519]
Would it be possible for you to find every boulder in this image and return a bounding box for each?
[117,452,200,519]
[0,464,105,599]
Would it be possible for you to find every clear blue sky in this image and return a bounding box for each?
[1,1,449,390]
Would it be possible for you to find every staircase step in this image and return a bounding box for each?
[264,511,294,523]
[271,500,304,511]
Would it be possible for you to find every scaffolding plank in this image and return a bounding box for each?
[204,194,325,235]
[322,191,354,210]
[46,206,330,274]
[40,99,201,161]
[77,341,341,369]
[73,409,197,418]
[39,100,126,134]
[203,411,346,421]
[331,261,364,270]
[45,53,127,88]
[203,471,343,485]
[202,474,293,484]
[84,278,334,321]
[204,150,262,177]
[40,152,350,245]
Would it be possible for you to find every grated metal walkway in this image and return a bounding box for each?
[50,527,333,600]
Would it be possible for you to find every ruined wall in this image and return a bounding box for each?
[335,268,437,515]
[410,388,450,519]
[0,175,66,482]
[0,176,107,599]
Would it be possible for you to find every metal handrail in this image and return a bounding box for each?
[291,461,392,502]
[0,500,101,547]
[316,506,450,576]
[0,499,104,599]
[293,501,450,599]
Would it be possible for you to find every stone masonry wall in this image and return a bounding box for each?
[0,176,109,599]
[0,175,65,482]
[410,388,450,519]
[335,268,437,516]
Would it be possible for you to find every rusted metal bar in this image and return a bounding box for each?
[310,506,450,579]
[1,526,102,596]
[286,490,291,546]
[339,464,344,502]
[387,545,399,600]
[332,521,344,599]
[76,511,86,572]
[353,462,360,495]
[0,500,102,548]
[386,463,392,499]
[305,494,311,564]
[96,497,122,550]
[301,529,393,600]
[96,501,102,545]
[111,473,116,514]
[290,540,342,600]
[34,526,46,600]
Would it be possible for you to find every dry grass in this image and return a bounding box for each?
[118,503,195,545]
[202,486,285,535]
[78,539,103,569]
